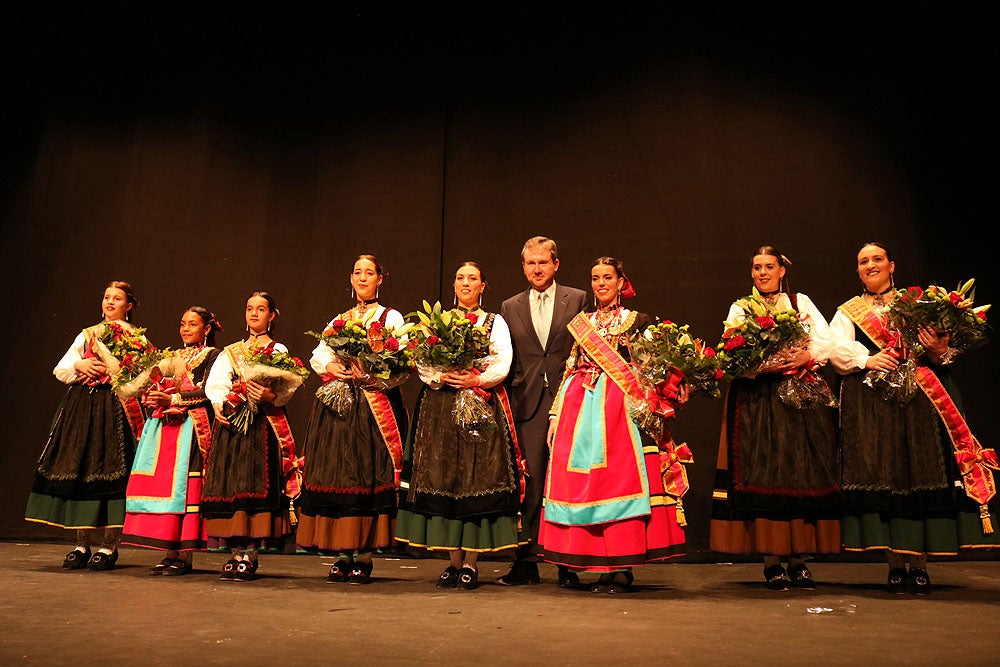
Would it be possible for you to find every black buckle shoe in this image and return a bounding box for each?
[347,561,373,585]
[63,548,91,570]
[557,567,581,589]
[86,549,119,572]
[234,559,258,582]
[764,564,791,591]
[495,561,540,586]
[436,566,460,589]
[457,566,479,590]
[788,564,817,591]
[908,568,932,596]
[326,559,352,584]
[886,568,908,594]
[220,558,240,581]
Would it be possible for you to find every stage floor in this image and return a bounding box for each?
[2,542,999,666]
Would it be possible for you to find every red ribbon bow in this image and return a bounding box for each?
[224,379,248,416]
[147,367,184,420]
[643,367,685,419]
[282,456,305,499]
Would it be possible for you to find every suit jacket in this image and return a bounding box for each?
[500,283,588,423]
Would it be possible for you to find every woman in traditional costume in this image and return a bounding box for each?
[540,257,688,594]
[829,241,1000,594]
[121,306,222,576]
[26,280,146,571]
[709,246,840,591]
[202,292,302,582]
[296,255,410,585]
[395,261,524,590]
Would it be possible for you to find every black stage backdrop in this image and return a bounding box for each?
[1,8,996,554]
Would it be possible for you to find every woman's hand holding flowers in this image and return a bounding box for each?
[142,389,172,409]
[74,357,107,382]
[918,324,951,362]
[865,349,901,373]
[245,380,276,404]
[441,369,481,390]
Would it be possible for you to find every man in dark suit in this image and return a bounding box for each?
[497,236,588,587]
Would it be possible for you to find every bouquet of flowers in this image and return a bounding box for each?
[715,289,836,409]
[627,319,724,439]
[889,279,990,354]
[111,346,176,399]
[407,300,495,436]
[305,311,414,415]
[87,322,155,387]
[224,345,310,435]
[865,279,991,402]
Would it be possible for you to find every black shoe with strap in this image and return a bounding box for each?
[495,561,540,586]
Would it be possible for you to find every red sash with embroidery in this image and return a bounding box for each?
[363,389,405,489]
[568,311,693,502]
[841,296,998,532]
[492,384,526,504]
[567,312,643,402]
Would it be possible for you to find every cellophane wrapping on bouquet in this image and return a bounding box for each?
[406,300,495,435]
[224,347,310,435]
[865,279,991,403]
[306,311,414,416]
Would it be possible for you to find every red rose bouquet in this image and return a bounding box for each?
[865,279,991,402]
[889,279,990,354]
[715,289,836,409]
[627,319,723,439]
[225,345,310,435]
[406,300,495,435]
[306,311,414,415]
[87,322,155,388]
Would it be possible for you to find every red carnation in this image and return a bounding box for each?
[293,357,303,367]
[703,347,716,358]
[427,335,439,346]
[332,319,346,331]
[385,337,400,351]
[408,339,417,349]
[369,321,384,332]
[466,312,478,325]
